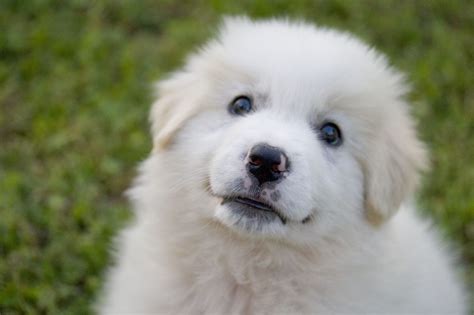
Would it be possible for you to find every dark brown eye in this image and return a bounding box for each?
[320,122,342,147]
[229,96,252,116]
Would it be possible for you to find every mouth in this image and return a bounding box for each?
[221,196,287,224]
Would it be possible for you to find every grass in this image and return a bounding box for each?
[0,1,472,313]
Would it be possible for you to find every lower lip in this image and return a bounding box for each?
[222,197,286,224]
[233,197,275,211]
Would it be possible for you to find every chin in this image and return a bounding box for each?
[98,17,467,314]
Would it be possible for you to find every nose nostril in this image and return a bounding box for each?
[248,155,262,166]
[271,163,281,173]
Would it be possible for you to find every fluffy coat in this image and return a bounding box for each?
[99,18,467,314]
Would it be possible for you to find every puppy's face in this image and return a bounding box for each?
[149,19,427,246]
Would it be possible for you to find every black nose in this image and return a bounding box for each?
[246,143,289,185]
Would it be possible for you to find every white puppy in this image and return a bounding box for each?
[99,18,467,314]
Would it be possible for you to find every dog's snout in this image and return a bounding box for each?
[246,143,288,185]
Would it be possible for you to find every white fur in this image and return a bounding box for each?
[98,18,467,314]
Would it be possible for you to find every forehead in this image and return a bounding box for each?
[195,20,402,114]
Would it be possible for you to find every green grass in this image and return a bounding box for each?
[1,1,472,313]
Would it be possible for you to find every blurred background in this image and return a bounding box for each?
[1,0,473,313]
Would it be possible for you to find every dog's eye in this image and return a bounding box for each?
[229,96,252,116]
[319,122,342,146]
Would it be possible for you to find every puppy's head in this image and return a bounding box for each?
[149,18,427,245]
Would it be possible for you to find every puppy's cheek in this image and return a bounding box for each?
[209,166,247,197]
[209,145,247,196]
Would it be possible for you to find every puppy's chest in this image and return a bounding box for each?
[182,265,321,314]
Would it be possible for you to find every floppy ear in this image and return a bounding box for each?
[150,71,205,151]
[364,104,428,224]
